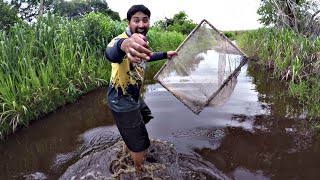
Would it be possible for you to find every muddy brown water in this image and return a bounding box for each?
[1,64,320,180]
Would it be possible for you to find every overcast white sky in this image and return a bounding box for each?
[107,0,263,31]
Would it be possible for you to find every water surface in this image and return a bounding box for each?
[0,64,319,179]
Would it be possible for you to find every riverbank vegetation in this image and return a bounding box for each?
[0,13,122,138]
[237,0,320,119]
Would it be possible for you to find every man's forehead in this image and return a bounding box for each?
[132,12,149,18]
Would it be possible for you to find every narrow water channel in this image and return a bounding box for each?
[0,63,319,180]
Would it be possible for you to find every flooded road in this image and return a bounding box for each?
[1,64,320,179]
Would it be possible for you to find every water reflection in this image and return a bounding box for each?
[147,63,320,180]
[0,88,114,179]
[194,116,319,180]
[247,64,308,118]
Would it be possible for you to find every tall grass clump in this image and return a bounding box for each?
[146,28,185,70]
[148,28,185,52]
[238,27,320,118]
[0,12,126,139]
[79,13,126,55]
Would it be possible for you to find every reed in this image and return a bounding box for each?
[0,13,125,138]
[238,27,320,118]
[148,28,185,52]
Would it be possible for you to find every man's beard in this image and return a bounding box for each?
[134,27,147,35]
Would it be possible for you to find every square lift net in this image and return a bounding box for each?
[154,19,248,114]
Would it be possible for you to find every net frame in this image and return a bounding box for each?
[154,19,248,114]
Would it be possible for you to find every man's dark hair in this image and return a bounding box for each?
[127,5,151,21]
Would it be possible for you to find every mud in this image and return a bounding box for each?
[60,136,230,180]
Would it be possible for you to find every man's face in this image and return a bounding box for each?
[128,12,150,36]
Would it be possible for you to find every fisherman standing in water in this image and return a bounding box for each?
[105,4,177,170]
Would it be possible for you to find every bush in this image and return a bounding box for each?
[79,13,126,52]
[223,31,236,41]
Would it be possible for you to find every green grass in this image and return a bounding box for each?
[237,27,320,118]
[0,13,123,138]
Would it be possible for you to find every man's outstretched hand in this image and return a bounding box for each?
[121,33,152,63]
[121,33,177,63]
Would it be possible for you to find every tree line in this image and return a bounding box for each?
[1,0,199,35]
[0,0,121,31]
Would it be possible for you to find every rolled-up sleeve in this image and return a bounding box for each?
[105,38,126,63]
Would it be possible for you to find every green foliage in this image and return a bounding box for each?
[257,0,320,37]
[144,29,186,85]
[238,27,320,118]
[223,31,236,41]
[315,37,320,50]
[257,0,274,26]
[290,78,320,118]
[0,1,20,31]
[0,13,117,138]
[153,11,197,35]
[79,12,126,53]
[148,28,185,52]
[167,20,196,35]
[238,28,316,79]
[3,0,120,22]
[257,0,306,26]
[53,0,121,20]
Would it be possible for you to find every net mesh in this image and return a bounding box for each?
[154,19,248,114]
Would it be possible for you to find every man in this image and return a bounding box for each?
[105,4,177,170]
